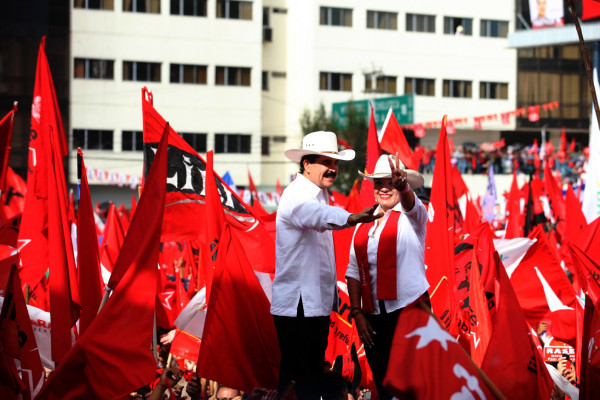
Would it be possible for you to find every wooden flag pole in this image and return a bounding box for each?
[568,0,600,128]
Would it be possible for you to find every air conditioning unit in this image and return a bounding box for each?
[263,26,273,42]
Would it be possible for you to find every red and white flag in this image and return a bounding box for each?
[378,107,416,169]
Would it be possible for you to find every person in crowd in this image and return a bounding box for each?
[214,385,243,400]
[346,154,430,400]
[271,131,383,400]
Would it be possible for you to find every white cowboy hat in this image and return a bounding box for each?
[284,131,355,162]
[358,155,424,189]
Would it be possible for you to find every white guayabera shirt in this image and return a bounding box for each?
[271,173,351,318]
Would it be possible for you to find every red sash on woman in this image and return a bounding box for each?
[353,211,400,313]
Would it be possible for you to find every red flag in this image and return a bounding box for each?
[170,329,201,362]
[568,243,600,303]
[130,194,137,218]
[141,87,274,274]
[451,166,469,199]
[569,137,576,153]
[18,37,69,293]
[565,184,587,242]
[0,103,17,193]
[76,151,103,336]
[359,106,381,208]
[543,161,566,237]
[504,170,522,239]
[425,116,458,335]
[481,252,554,399]
[275,178,284,197]
[528,106,540,122]
[379,108,416,169]
[384,304,494,399]
[560,127,567,152]
[197,224,280,393]
[99,203,125,273]
[580,294,600,399]
[47,121,80,364]
[0,167,26,222]
[0,265,44,399]
[469,239,492,366]
[464,195,482,234]
[40,117,167,400]
[247,168,269,217]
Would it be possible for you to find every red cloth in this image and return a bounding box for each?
[451,166,469,199]
[580,294,600,399]
[18,37,68,292]
[543,161,566,237]
[424,116,458,336]
[468,238,492,367]
[47,110,80,364]
[359,107,381,208]
[504,170,522,239]
[0,103,17,193]
[0,168,26,226]
[481,253,554,400]
[384,304,493,399]
[197,225,280,393]
[170,329,201,362]
[0,266,44,400]
[565,184,587,242]
[354,211,401,308]
[77,151,103,336]
[379,109,416,170]
[247,168,270,218]
[39,119,168,400]
[99,203,126,273]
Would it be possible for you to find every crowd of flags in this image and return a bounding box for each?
[1,36,600,399]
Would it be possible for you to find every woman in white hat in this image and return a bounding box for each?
[345,154,430,400]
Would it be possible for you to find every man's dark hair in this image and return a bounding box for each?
[321,370,349,400]
[299,154,319,174]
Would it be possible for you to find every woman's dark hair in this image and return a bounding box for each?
[299,154,319,174]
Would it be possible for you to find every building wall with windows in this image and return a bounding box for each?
[70,0,264,187]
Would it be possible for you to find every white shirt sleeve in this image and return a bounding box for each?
[401,196,427,239]
[345,226,360,282]
[286,201,351,232]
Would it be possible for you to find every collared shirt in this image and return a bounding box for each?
[271,173,351,317]
[346,197,429,315]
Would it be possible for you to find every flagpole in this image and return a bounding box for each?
[567,0,600,128]
[416,302,507,400]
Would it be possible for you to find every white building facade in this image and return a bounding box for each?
[70,0,517,201]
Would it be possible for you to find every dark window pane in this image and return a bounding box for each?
[73,129,85,149]
[240,135,251,153]
[215,134,225,153]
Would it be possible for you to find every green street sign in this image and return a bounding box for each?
[331,94,414,128]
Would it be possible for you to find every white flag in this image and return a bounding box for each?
[582,67,600,222]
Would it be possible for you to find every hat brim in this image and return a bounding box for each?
[358,169,424,189]
[284,149,355,162]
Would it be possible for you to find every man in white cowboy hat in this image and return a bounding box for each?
[346,154,429,400]
[271,131,382,400]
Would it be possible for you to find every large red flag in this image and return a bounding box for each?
[0,265,44,400]
[481,252,554,399]
[424,116,458,335]
[543,161,566,237]
[504,170,522,239]
[469,238,492,367]
[76,150,103,336]
[197,224,280,393]
[40,118,168,400]
[359,106,381,208]
[565,183,586,242]
[47,122,80,364]
[378,108,415,169]
[384,304,494,399]
[0,167,27,227]
[18,37,68,294]
[568,243,600,303]
[580,294,600,399]
[0,103,17,193]
[141,87,274,274]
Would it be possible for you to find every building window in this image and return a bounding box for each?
[121,131,143,151]
[216,0,252,20]
[123,61,161,82]
[215,66,251,86]
[73,129,113,150]
[261,136,270,155]
[170,0,206,16]
[480,82,508,99]
[181,133,207,153]
[320,7,352,27]
[214,134,251,153]
[170,64,207,84]
[262,71,268,91]
[480,19,509,38]
[443,80,472,98]
[367,10,397,30]
[443,16,472,35]
[365,75,397,94]
[74,58,114,79]
[406,13,435,33]
[320,72,352,91]
[405,77,435,96]
[74,0,114,9]
[123,0,160,13]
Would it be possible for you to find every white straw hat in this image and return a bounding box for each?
[358,155,424,189]
[284,131,355,162]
